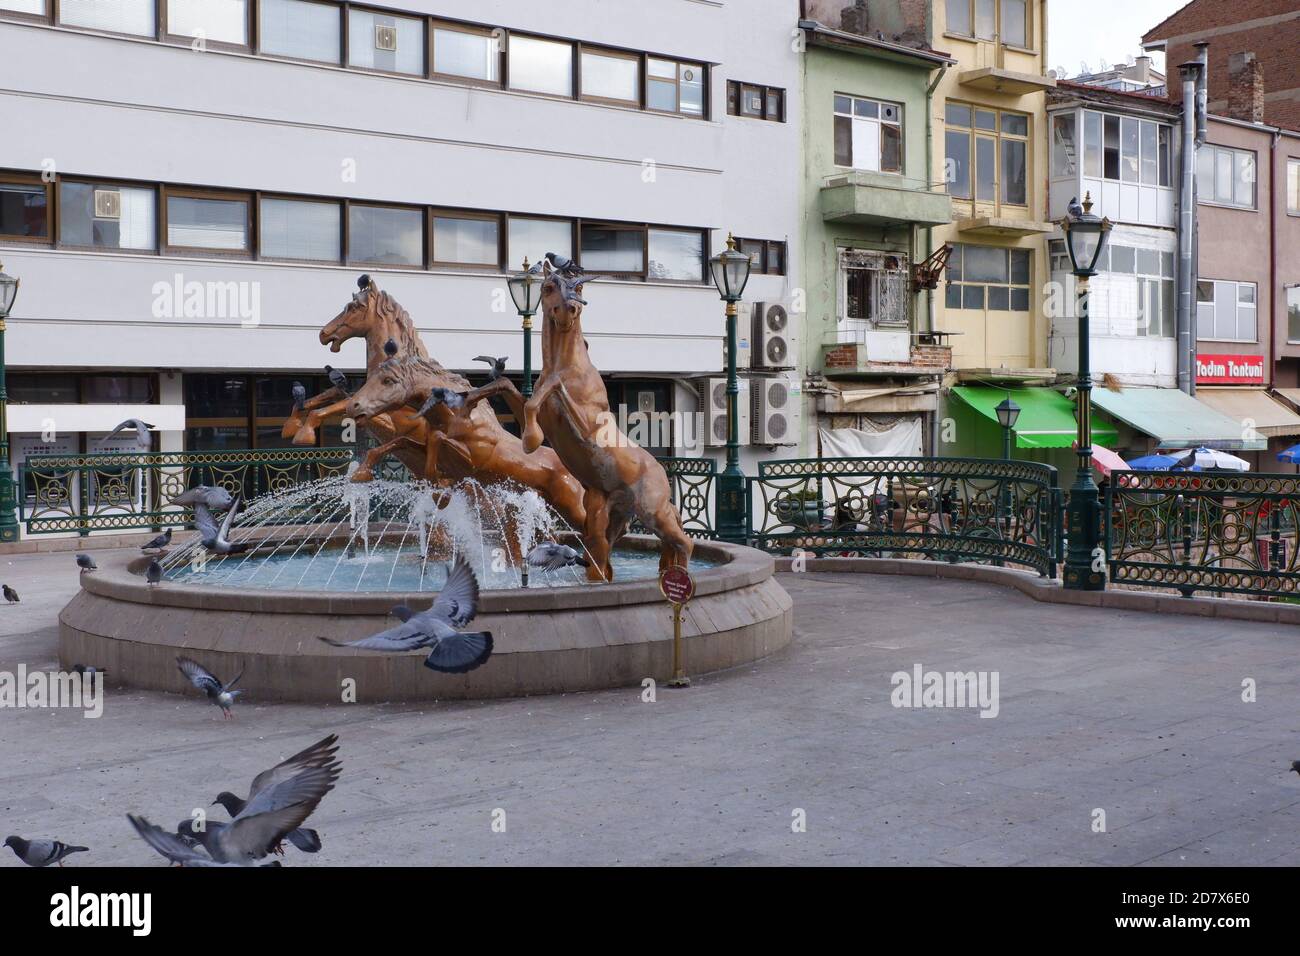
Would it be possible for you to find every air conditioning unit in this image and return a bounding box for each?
[374,24,398,51]
[93,189,121,219]
[752,301,792,369]
[751,377,797,446]
[702,377,749,447]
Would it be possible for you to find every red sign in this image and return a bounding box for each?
[659,567,695,605]
[1196,353,1265,385]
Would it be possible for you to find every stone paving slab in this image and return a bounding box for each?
[0,552,1299,866]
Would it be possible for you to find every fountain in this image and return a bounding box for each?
[59,271,792,702]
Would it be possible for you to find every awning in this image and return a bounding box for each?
[951,386,1117,449]
[1090,386,1266,451]
[1196,388,1300,438]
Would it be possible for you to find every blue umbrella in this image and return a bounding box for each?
[1278,444,1300,464]
[1126,453,1187,471]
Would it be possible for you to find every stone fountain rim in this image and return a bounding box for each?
[83,535,771,615]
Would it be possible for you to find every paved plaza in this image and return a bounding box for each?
[1,548,1298,867]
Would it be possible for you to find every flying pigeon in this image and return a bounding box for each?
[2,584,17,604]
[417,387,469,416]
[195,494,250,555]
[526,542,590,572]
[1067,196,1084,218]
[76,553,97,572]
[142,528,173,552]
[319,556,493,673]
[325,365,350,394]
[384,338,399,359]
[176,656,243,719]
[474,356,509,382]
[126,816,281,868]
[209,734,340,856]
[4,836,88,868]
[292,381,307,411]
[145,559,163,585]
[103,418,154,453]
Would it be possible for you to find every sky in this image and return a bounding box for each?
[1048,0,1188,79]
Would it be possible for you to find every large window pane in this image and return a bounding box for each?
[348,9,423,76]
[581,225,643,273]
[946,0,970,35]
[60,182,156,250]
[509,35,573,97]
[259,0,340,64]
[0,182,48,239]
[167,0,247,45]
[581,49,639,103]
[1052,113,1076,178]
[975,0,995,38]
[1001,0,1026,47]
[508,217,571,270]
[432,24,499,82]
[1216,149,1233,203]
[1214,282,1237,339]
[433,215,499,266]
[678,63,704,115]
[348,205,422,266]
[1158,125,1171,187]
[881,123,901,173]
[1197,147,1215,198]
[1010,248,1030,284]
[647,229,703,281]
[1140,121,1158,185]
[1120,117,1139,183]
[1104,115,1120,180]
[167,195,248,250]
[1290,161,1300,213]
[646,57,677,111]
[946,130,971,198]
[0,0,45,13]
[1084,112,1101,178]
[964,246,1007,283]
[1288,287,1300,343]
[1001,138,1026,204]
[976,136,996,201]
[1234,151,1255,207]
[60,0,153,35]
[260,198,340,261]
[835,115,853,167]
[1161,279,1175,337]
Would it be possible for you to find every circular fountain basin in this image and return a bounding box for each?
[59,536,792,703]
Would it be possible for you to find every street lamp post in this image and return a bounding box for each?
[506,258,544,398]
[995,396,1020,548]
[0,262,19,542]
[708,234,753,544]
[1061,194,1112,591]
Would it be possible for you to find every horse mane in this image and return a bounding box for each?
[375,291,428,360]
[393,355,472,391]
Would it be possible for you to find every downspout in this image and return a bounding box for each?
[1175,61,1201,395]
[925,63,949,457]
[1270,129,1280,389]
[1191,42,1209,396]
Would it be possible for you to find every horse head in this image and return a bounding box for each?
[540,254,599,334]
[320,275,427,365]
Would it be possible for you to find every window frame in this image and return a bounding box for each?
[1197,143,1257,211]
[429,207,503,270]
[255,0,343,67]
[256,192,343,265]
[345,5,427,79]
[945,102,1029,208]
[645,226,709,284]
[429,18,504,88]
[944,244,1032,313]
[945,0,1033,50]
[504,212,576,273]
[577,220,647,280]
[506,31,576,100]
[734,237,788,277]
[834,93,904,175]
[0,0,51,25]
[1287,285,1300,344]
[0,170,54,245]
[1196,278,1258,343]
[577,45,642,108]
[56,0,159,40]
[1286,158,1300,217]
[161,185,254,257]
[1079,109,1173,188]
[56,175,160,254]
[727,80,785,122]
[160,0,253,53]
[645,57,708,119]
[345,199,427,270]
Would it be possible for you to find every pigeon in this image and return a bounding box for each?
[474,356,508,382]
[358,274,371,291]
[417,387,468,416]
[103,418,154,453]
[526,542,590,572]
[292,381,307,411]
[325,365,350,394]
[72,664,106,678]
[142,528,172,552]
[1291,760,1300,777]
[172,485,235,512]
[126,816,281,868]
[1067,196,1084,218]
[195,494,251,555]
[145,559,163,585]
[384,338,398,359]
[5,836,88,868]
[76,553,97,572]
[2,584,17,604]
[209,734,340,856]
[176,656,243,719]
[319,556,494,673]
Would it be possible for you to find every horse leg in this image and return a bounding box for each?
[643,502,695,572]
[462,379,527,425]
[282,387,342,439]
[582,489,612,583]
[354,436,423,482]
[522,378,559,454]
[293,397,349,446]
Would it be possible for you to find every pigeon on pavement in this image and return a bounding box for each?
[319,556,493,673]
[473,356,508,382]
[76,553,98,573]
[526,542,590,572]
[142,529,173,552]
[126,816,281,867]
[176,656,243,719]
[1291,760,1300,777]
[145,559,163,585]
[5,836,88,868]
[2,584,17,604]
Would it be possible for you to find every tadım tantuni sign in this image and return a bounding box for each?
[1196,353,1264,385]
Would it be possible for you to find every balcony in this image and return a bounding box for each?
[957,66,1057,95]
[955,216,1055,238]
[821,171,953,229]
[822,327,953,378]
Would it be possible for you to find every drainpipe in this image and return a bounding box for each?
[1176,61,1201,395]
[1190,43,1210,397]
[925,63,949,457]
[1270,129,1279,389]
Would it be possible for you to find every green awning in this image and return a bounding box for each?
[1090,387,1266,451]
[952,386,1117,449]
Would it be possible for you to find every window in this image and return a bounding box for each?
[945,244,1031,311]
[431,21,500,84]
[259,197,340,262]
[0,0,46,16]
[1000,0,1027,46]
[1063,239,1175,338]
[59,181,156,250]
[647,58,705,116]
[946,103,1027,205]
[509,34,573,97]
[1051,113,1076,178]
[59,0,154,36]
[840,250,909,331]
[647,229,705,281]
[432,211,500,267]
[580,48,640,105]
[259,0,340,64]
[727,81,785,122]
[348,9,423,76]
[580,223,644,275]
[947,0,1028,47]
[348,204,423,266]
[736,238,787,277]
[835,94,902,174]
[1288,286,1300,344]
[1080,113,1176,188]
[1197,279,1257,342]
[507,216,571,270]
[82,374,154,403]
[165,190,250,252]
[1197,144,1256,209]
[165,0,248,47]
[0,176,50,241]
[1288,160,1299,214]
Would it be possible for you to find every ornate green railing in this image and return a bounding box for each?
[659,456,717,538]
[19,447,354,535]
[1106,470,1300,598]
[748,456,1061,576]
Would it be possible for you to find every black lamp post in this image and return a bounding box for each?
[708,234,753,544]
[0,262,18,542]
[1061,193,1112,590]
[506,258,543,398]
[995,396,1020,552]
